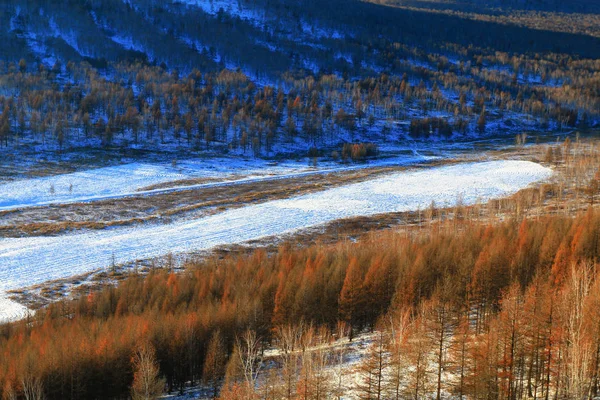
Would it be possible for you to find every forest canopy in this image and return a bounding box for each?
[1,209,599,399]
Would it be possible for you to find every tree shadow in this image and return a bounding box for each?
[306,0,600,58]
[379,0,600,15]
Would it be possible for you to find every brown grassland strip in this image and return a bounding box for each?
[135,176,225,191]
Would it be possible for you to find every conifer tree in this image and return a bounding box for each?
[204,330,227,399]
[339,257,364,340]
[356,330,389,400]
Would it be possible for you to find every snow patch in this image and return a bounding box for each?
[0,294,29,323]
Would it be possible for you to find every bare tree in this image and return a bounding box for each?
[356,329,389,400]
[386,309,411,399]
[235,329,263,391]
[274,323,303,400]
[296,324,333,400]
[405,311,433,400]
[307,326,333,400]
[423,285,456,400]
[131,343,165,400]
[20,354,44,400]
[21,375,44,400]
[331,322,350,400]
[561,263,595,398]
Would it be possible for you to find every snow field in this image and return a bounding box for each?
[0,163,186,210]
[0,156,429,211]
[0,160,552,322]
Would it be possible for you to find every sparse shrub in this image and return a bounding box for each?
[544,147,554,163]
[341,143,378,162]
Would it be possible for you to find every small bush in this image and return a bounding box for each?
[341,143,378,162]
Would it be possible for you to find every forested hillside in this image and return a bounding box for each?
[0,58,597,157]
[0,0,599,156]
[1,208,599,399]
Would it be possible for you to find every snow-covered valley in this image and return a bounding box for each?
[0,156,430,211]
[0,160,552,322]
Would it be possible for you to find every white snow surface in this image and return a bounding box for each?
[0,155,434,211]
[0,294,29,323]
[0,158,382,211]
[0,163,187,210]
[0,160,552,322]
